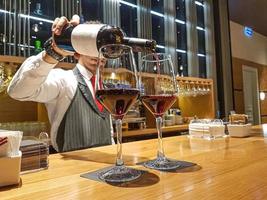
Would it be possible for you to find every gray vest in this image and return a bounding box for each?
[56,67,112,152]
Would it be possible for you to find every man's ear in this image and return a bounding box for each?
[74,52,80,59]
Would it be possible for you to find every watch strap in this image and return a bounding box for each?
[44,37,65,61]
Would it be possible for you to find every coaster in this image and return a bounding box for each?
[137,159,197,172]
[80,166,147,183]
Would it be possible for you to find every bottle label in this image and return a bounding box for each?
[71,24,105,57]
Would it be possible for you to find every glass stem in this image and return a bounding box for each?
[115,119,124,166]
[156,117,165,159]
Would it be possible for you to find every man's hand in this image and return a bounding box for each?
[52,15,80,35]
[43,15,80,64]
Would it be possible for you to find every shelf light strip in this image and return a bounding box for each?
[197,53,206,57]
[150,10,164,17]
[156,45,165,49]
[196,26,205,31]
[119,1,186,25]
[175,19,185,25]
[150,11,186,25]
[0,9,10,14]
[7,43,35,49]
[176,49,187,54]
[156,45,187,54]
[119,0,137,8]
[0,9,53,23]
[19,14,53,23]
[195,1,204,7]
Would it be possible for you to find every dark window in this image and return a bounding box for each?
[0,13,5,55]
[199,56,207,78]
[196,1,206,77]
[175,0,186,21]
[152,15,165,46]
[120,4,137,37]
[156,47,165,53]
[151,0,164,14]
[81,0,103,22]
[119,1,138,67]
[176,0,187,76]
[197,0,204,4]
[151,0,165,46]
[196,3,205,28]
[30,20,52,55]
[28,0,61,55]
[176,23,187,50]
[197,30,206,55]
[177,52,188,76]
[30,0,59,20]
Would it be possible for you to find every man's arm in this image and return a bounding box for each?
[7,51,60,102]
[8,15,80,103]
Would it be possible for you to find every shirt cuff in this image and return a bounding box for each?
[32,51,58,76]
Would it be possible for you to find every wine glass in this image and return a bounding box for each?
[95,44,142,183]
[139,53,181,171]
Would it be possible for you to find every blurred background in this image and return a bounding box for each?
[0,0,266,138]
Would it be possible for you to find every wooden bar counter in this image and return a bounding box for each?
[122,124,188,138]
[1,126,267,200]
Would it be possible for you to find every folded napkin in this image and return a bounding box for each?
[0,130,23,157]
[189,123,225,137]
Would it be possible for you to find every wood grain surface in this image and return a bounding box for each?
[1,125,267,200]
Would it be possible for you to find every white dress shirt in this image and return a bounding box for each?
[7,52,114,150]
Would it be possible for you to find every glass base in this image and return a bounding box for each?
[98,165,142,183]
[143,157,181,171]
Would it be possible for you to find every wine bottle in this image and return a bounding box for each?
[52,24,156,57]
[123,37,156,53]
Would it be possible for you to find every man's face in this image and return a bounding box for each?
[78,55,106,74]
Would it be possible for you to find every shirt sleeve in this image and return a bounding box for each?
[7,51,61,103]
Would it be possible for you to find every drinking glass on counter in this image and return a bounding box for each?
[189,119,225,139]
[139,53,181,171]
[95,44,142,182]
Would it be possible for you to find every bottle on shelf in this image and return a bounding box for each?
[34,40,43,54]
[52,23,157,57]
[33,3,43,15]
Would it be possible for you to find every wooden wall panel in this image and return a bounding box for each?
[258,67,267,91]
[232,58,243,90]
[260,99,267,116]
[232,57,267,121]
[261,116,267,124]
[234,90,244,114]
[175,77,215,119]
[37,103,49,122]
[0,93,37,122]
[178,95,215,119]
[0,56,75,125]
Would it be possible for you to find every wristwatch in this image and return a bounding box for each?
[44,37,65,61]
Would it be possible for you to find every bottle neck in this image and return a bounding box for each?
[53,24,75,52]
[123,37,157,53]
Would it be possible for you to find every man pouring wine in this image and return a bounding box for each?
[7,15,156,153]
[7,15,115,152]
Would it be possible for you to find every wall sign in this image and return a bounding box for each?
[244,27,253,38]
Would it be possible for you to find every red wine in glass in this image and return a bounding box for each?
[140,52,181,171]
[141,95,177,118]
[96,88,140,120]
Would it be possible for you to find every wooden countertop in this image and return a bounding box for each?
[123,124,188,137]
[1,125,267,200]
